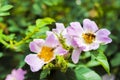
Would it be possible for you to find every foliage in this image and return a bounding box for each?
[0,0,120,80]
[0,0,13,16]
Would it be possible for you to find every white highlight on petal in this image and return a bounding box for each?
[25,54,45,72]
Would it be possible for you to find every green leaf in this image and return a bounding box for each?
[68,63,76,68]
[0,52,3,58]
[42,0,62,6]
[110,52,120,67]
[0,12,10,16]
[75,66,101,80]
[86,59,100,67]
[91,51,110,74]
[40,69,50,79]
[0,5,13,12]
[36,17,55,28]
[32,26,49,39]
[80,51,91,59]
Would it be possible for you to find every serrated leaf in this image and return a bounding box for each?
[86,59,100,67]
[32,26,49,39]
[36,17,55,28]
[91,51,110,74]
[75,66,101,80]
[97,52,110,74]
[0,5,13,12]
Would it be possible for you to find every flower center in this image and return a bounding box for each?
[82,33,95,44]
[37,46,54,62]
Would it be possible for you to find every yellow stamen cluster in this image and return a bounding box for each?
[82,33,95,44]
[37,46,54,62]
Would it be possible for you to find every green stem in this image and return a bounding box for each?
[15,27,39,46]
[0,39,9,47]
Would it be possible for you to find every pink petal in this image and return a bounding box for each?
[5,69,26,80]
[33,39,45,47]
[96,29,111,36]
[24,54,45,72]
[64,34,72,46]
[45,34,59,48]
[83,19,98,32]
[97,36,112,44]
[55,23,65,33]
[5,75,15,80]
[72,48,82,64]
[82,42,99,51]
[70,22,83,34]
[12,69,26,80]
[67,26,78,36]
[72,37,85,49]
[96,29,112,44]
[89,43,99,50]
[67,22,83,36]
[46,31,53,36]
[54,46,68,55]
[29,39,45,53]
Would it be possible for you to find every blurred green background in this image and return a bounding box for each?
[0,0,120,80]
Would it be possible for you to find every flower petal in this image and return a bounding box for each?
[96,29,111,36]
[24,54,45,72]
[67,22,83,36]
[45,34,59,48]
[11,69,26,80]
[5,69,26,80]
[54,46,68,55]
[96,36,112,44]
[46,31,53,36]
[96,29,112,44]
[29,39,45,53]
[72,48,82,64]
[54,23,65,33]
[89,43,99,50]
[67,26,78,36]
[64,34,72,46]
[72,37,85,49]
[83,19,98,32]
[70,22,83,33]
[5,75,15,80]
[82,42,99,51]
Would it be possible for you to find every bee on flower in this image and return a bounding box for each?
[67,19,112,63]
[25,19,112,72]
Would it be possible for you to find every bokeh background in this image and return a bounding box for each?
[0,0,120,80]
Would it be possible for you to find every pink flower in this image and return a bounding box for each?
[25,33,67,72]
[52,23,67,37]
[67,19,112,63]
[52,23,71,46]
[52,23,83,64]
[5,68,26,80]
